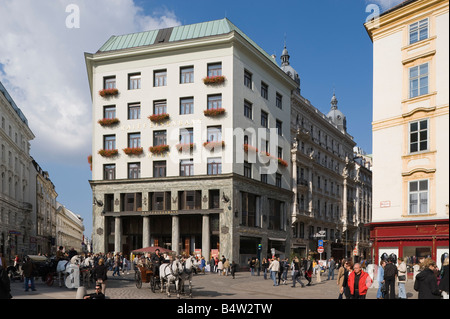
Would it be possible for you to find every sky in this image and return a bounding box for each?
[0,0,404,239]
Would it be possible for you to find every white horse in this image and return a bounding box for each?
[180,256,199,298]
[56,255,82,288]
[160,258,183,298]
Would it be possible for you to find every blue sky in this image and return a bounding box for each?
[0,0,402,239]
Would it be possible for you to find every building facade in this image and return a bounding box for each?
[365,0,449,267]
[86,19,297,264]
[56,202,85,253]
[0,80,35,261]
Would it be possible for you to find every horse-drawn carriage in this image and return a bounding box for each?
[135,264,160,292]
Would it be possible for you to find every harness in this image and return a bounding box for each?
[161,260,181,280]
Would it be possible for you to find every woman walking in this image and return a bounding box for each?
[397,257,407,299]
[93,258,108,295]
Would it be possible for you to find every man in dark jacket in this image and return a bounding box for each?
[384,257,397,299]
[0,267,12,299]
[414,258,441,299]
[22,257,37,292]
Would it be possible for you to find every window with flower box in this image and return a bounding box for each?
[104,106,116,119]
[153,130,167,146]
[128,133,141,148]
[208,63,222,77]
[154,100,167,115]
[104,135,116,150]
[207,126,221,143]
[104,76,116,89]
[207,94,222,110]
[104,164,116,180]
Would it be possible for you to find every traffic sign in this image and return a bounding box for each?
[318,240,323,246]
[318,247,324,253]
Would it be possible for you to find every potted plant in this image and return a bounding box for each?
[98,149,119,157]
[203,141,225,150]
[123,147,144,155]
[87,155,92,171]
[99,88,119,97]
[149,144,170,154]
[175,143,195,152]
[148,113,170,123]
[98,118,120,126]
[204,108,226,117]
[203,75,226,85]
[278,158,288,168]
[243,144,258,153]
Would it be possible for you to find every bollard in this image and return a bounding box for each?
[76,286,87,299]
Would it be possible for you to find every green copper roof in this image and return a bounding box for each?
[96,18,277,65]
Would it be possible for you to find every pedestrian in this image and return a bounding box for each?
[231,261,237,279]
[383,255,397,299]
[223,259,230,276]
[397,257,407,299]
[268,257,280,286]
[83,283,106,299]
[22,256,37,292]
[281,258,289,284]
[327,257,336,281]
[0,261,12,299]
[291,257,305,288]
[250,258,255,276]
[376,259,386,299]
[304,257,313,286]
[262,258,269,280]
[217,259,223,275]
[112,254,121,276]
[93,258,108,295]
[439,257,449,299]
[200,256,206,274]
[414,258,441,299]
[337,260,348,298]
[348,262,372,299]
[255,258,260,276]
[315,260,321,283]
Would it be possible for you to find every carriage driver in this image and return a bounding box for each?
[151,249,165,277]
[56,246,65,261]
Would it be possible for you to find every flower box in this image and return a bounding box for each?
[204,108,226,117]
[149,144,170,154]
[278,158,288,168]
[123,147,144,155]
[243,144,259,153]
[149,113,170,123]
[87,155,92,171]
[98,149,119,157]
[203,75,226,85]
[99,88,119,97]
[203,141,225,150]
[98,118,120,126]
[175,143,195,152]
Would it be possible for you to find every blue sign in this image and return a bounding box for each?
[318,240,323,247]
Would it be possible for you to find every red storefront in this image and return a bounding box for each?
[368,219,449,266]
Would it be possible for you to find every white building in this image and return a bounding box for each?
[365,0,448,265]
[56,202,85,253]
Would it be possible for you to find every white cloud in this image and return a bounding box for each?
[0,0,180,165]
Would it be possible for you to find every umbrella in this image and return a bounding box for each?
[132,246,173,254]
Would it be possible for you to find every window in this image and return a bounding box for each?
[241,192,258,227]
[409,63,429,98]
[207,126,222,142]
[261,110,268,128]
[180,97,194,115]
[209,190,220,209]
[276,173,282,187]
[128,163,140,179]
[244,100,252,119]
[104,164,116,180]
[154,70,167,87]
[153,131,167,146]
[244,161,252,178]
[104,106,116,119]
[276,93,283,109]
[104,76,116,89]
[261,82,268,99]
[409,18,428,45]
[244,70,252,89]
[104,135,116,150]
[154,100,167,115]
[261,174,267,184]
[276,119,283,136]
[207,157,222,175]
[278,147,283,159]
[268,199,285,231]
[128,73,141,90]
[128,103,140,120]
[153,161,166,178]
[409,179,428,214]
[178,190,202,210]
[121,193,142,211]
[149,192,171,211]
[410,119,428,153]
[208,63,222,77]
[128,133,141,148]
[180,159,194,176]
[207,94,222,110]
[179,128,194,144]
[180,66,194,84]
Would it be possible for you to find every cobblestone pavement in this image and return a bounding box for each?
[10,269,419,300]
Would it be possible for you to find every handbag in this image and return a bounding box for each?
[398,275,406,281]
[380,282,386,293]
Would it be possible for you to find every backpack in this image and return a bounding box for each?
[384,263,396,278]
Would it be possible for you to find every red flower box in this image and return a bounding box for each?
[204,108,226,117]
[98,118,120,126]
[87,155,92,171]
[98,149,119,157]
[99,88,119,97]
[175,143,195,152]
[149,145,170,154]
[123,147,144,155]
[243,144,258,153]
[278,158,288,167]
[203,75,226,85]
[149,113,170,123]
[203,141,225,150]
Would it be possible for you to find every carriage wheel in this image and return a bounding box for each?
[45,273,54,286]
[135,271,142,289]
[150,276,156,293]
